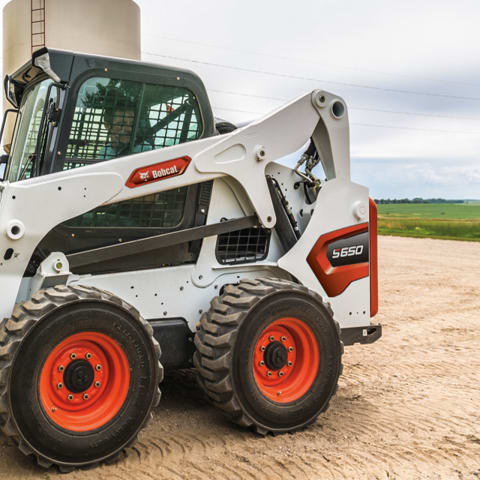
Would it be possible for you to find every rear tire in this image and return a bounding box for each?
[0,285,162,470]
[194,277,343,434]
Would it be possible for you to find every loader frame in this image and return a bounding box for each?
[0,49,379,355]
[0,49,381,470]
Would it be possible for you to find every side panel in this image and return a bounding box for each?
[0,173,124,318]
[278,178,371,328]
[68,263,288,332]
[67,178,289,331]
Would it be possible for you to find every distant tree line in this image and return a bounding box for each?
[374,198,465,204]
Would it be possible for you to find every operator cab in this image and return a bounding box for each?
[1,48,217,274]
[2,48,215,181]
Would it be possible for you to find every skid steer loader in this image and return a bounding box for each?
[0,48,381,471]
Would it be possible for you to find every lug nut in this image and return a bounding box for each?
[259,361,265,366]
[95,364,101,371]
[281,336,286,342]
[85,352,92,359]
[269,336,275,342]
[94,381,101,388]
[67,394,74,401]
[288,347,294,352]
[83,394,89,400]
[279,371,284,377]
[267,371,272,377]
[260,346,266,352]
[58,365,64,372]
[70,353,76,360]
[287,361,293,367]
[57,382,63,389]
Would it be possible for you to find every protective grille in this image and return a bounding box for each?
[216,227,270,265]
[66,106,110,162]
[65,188,188,229]
[65,77,202,167]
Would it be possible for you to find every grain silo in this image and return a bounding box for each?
[2,0,141,148]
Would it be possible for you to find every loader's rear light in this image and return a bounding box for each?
[126,156,191,188]
[369,198,378,317]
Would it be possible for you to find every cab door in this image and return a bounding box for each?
[39,74,211,274]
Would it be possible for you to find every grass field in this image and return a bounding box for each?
[377,203,480,242]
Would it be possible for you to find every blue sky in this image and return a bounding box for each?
[2,0,480,199]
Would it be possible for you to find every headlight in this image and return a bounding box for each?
[33,51,61,83]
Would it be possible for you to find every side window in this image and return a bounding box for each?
[63,76,203,230]
[65,188,188,229]
[65,77,203,167]
[145,85,202,150]
[7,79,53,181]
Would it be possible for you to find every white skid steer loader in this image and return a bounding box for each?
[0,48,381,471]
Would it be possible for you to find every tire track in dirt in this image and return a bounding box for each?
[0,236,479,479]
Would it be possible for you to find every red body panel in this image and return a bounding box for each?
[307,223,369,297]
[369,198,378,317]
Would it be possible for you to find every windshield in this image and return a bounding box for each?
[6,78,52,182]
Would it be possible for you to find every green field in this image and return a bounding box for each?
[377,203,480,242]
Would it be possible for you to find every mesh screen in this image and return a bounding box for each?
[65,188,188,229]
[216,227,271,265]
[65,77,202,166]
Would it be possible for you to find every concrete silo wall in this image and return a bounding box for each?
[43,0,141,60]
[2,0,141,148]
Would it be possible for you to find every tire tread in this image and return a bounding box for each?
[194,277,343,435]
[0,285,163,471]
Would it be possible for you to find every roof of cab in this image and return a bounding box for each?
[10,47,203,86]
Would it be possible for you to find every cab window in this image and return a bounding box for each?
[65,77,202,168]
[6,79,53,181]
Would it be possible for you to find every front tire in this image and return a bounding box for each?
[194,278,343,434]
[0,285,162,470]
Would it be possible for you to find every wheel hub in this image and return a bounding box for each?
[63,360,94,393]
[254,325,296,385]
[263,341,288,370]
[253,317,319,403]
[39,332,130,432]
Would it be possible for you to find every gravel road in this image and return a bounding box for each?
[0,236,479,479]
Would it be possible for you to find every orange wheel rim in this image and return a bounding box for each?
[253,317,319,403]
[39,332,130,432]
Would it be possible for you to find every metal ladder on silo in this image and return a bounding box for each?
[31,0,45,54]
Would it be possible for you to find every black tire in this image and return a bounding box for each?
[194,277,343,434]
[0,285,162,471]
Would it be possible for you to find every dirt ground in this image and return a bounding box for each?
[0,235,479,479]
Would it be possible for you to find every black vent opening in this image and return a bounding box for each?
[216,226,271,265]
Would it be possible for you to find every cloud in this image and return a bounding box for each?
[1,0,479,199]
[352,157,480,199]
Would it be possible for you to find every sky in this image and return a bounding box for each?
[2,0,480,199]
